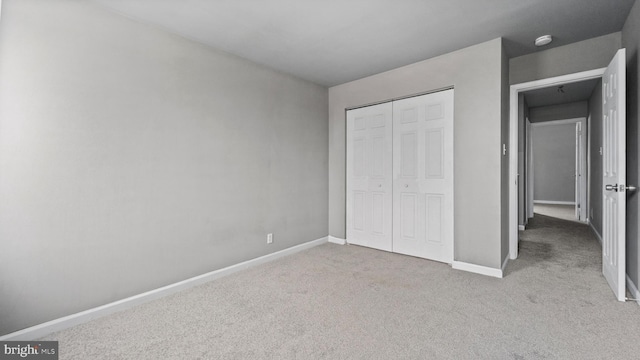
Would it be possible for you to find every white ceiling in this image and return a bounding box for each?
[90,0,636,87]
[524,79,600,108]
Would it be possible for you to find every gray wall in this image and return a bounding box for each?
[0,0,328,336]
[588,80,604,236]
[329,38,505,269]
[622,0,640,293]
[510,32,622,85]
[529,101,589,123]
[532,123,577,203]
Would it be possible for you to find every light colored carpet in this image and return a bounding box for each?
[533,203,579,223]
[42,216,640,359]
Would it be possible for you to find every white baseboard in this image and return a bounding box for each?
[533,200,575,205]
[452,261,503,278]
[328,236,346,245]
[0,236,329,341]
[588,220,603,246]
[626,275,640,306]
[518,225,525,231]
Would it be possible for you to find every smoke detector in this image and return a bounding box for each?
[535,35,553,47]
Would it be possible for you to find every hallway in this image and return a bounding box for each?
[517,213,600,273]
[533,204,580,223]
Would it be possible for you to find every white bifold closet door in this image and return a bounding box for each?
[392,89,454,263]
[346,102,393,252]
[346,89,454,263]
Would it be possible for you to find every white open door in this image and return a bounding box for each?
[602,48,626,301]
[346,103,393,252]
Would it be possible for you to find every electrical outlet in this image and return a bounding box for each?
[267,233,273,244]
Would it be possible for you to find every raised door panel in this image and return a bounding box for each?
[400,193,418,239]
[352,191,365,231]
[371,192,385,235]
[371,136,385,178]
[353,138,366,178]
[426,194,443,244]
[425,128,444,179]
[401,133,418,178]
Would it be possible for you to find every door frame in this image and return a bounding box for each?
[509,68,605,259]
[529,117,587,221]
[527,117,534,220]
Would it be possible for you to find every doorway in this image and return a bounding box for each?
[509,68,604,258]
[530,117,587,224]
[508,49,628,301]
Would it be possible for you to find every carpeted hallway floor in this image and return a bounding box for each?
[533,204,580,223]
[42,215,640,359]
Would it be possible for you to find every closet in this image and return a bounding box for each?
[346,89,454,263]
